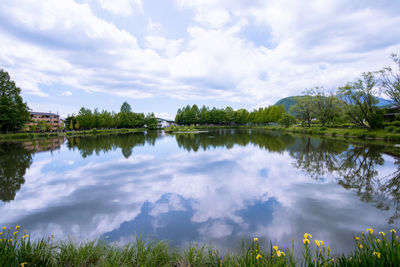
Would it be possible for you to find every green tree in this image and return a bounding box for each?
[0,70,30,132]
[290,95,314,127]
[310,87,341,126]
[145,113,158,129]
[378,53,400,106]
[120,101,132,113]
[338,72,379,128]
[279,113,297,128]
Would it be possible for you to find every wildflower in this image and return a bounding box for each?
[0,232,2,235]
[390,229,397,234]
[373,251,381,258]
[273,246,278,251]
[9,238,13,242]
[327,245,331,252]
[303,239,310,245]
[331,259,335,263]
[256,254,262,260]
[366,228,374,235]
[281,251,285,256]
[320,240,324,246]
[22,235,29,239]
[15,225,20,230]
[13,231,18,236]
[20,262,27,267]
[313,258,316,263]
[358,244,363,249]
[304,233,312,239]
[253,237,258,242]
[315,240,320,247]
[2,226,5,230]
[379,231,385,236]
[276,250,282,257]
[375,239,381,243]
[354,236,360,241]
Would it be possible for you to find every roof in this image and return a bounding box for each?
[156,117,175,123]
[30,112,59,116]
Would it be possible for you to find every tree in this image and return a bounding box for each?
[290,95,314,127]
[338,72,379,128]
[310,87,340,126]
[145,113,158,129]
[279,113,296,128]
[120,101,132,113]
[378,53,400,106]
[0,69,30,132]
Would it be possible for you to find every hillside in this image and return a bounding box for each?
[275,95,394,114]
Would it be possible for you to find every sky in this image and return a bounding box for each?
[1,0,400,119]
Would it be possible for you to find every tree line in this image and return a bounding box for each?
[175,104,288,125]
[64,101,158,130]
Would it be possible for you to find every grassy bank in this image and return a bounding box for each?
[0,128,146,142]
[164,125,200,133]
[1,226,399,266]
[266,125,400,142]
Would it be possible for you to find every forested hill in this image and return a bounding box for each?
[275,95,394,113]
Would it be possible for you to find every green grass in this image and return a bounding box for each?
[164,125,199,133]
[0,128,146,142]
[267,125,400,142]
[1,226,399,266]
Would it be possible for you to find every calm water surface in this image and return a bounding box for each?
[1,129,400,254]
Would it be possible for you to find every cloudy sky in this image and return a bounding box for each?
[1,0,400,119]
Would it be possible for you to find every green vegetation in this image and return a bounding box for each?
[65,102,158,131]
[164,125,199,133]
[0,128,146,142]
[0,70,30,133]
[175,104,286,125]
[1,226,399,266]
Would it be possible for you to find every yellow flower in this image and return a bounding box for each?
[320,240,324,246]
[276,250,282,257]
[303,239,310,245]
[256,254,262,260]
[9,238,13,242]
[327,246,331,252]
[22,235,29,239]
[15,225,20,230]
[2,226,6,230]
[273,246,278,251]
[281,251,285,256]
[20,262,27,267]
[390,229,397,234]
[0,232,2,235]
[373,252,381,258]
[375,239,381,243]
[354,236,360,241]
[315,240,320,247]
[379,231,385,236]
[366,228,374,235]
[304,233,312,239]
[359,244,363,249]
[331,259,335,263]
[13,231,18,236]
[253,237,258,242]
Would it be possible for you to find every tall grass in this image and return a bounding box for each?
[1,225,399,266]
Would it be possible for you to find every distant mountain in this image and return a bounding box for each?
[275,96,394,114]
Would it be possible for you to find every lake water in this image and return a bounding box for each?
[1,129,399,255]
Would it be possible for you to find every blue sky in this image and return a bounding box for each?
[1,0,400,119]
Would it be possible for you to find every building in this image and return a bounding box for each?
[157,118,176,128]
[27,112,62,131]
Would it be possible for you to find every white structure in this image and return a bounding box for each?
[157,118,176,128]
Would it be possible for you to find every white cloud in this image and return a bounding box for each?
[98,0,143,16]
[61,91,72,96]
[0,0,400,111]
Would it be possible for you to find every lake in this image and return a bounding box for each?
[1,129,399,255]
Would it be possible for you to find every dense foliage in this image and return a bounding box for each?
[65,102,158,130]
[175,104,287,125]
[0,70,30,133]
